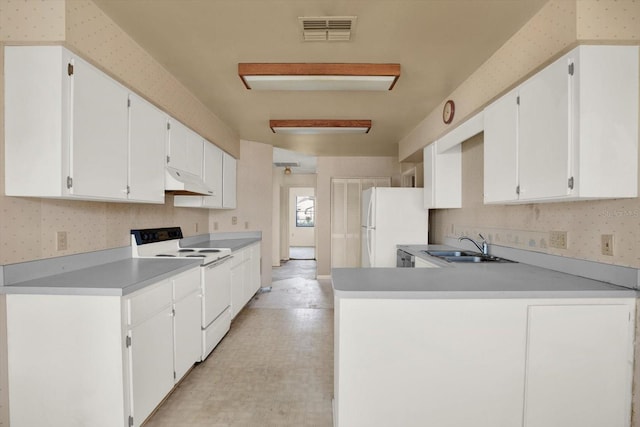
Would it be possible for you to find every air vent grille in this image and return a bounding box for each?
[273,162,300,167]
[299,16,357,42]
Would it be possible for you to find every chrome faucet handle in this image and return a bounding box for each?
[478,233,488,255]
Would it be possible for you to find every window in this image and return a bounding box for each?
[296,196,315,227]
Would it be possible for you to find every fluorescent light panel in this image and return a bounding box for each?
[239,63,400,91]
[270,120,371,134]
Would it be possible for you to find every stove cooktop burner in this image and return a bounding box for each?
[186,254,206,258]
[156,254,176,257]
[198,249,221,253]
[178,249,195,252]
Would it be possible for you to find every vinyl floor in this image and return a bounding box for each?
[144,260,333,427]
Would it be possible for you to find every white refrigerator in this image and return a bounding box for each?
[361,187,428,267]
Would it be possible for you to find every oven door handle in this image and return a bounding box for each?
[204,255,233,269]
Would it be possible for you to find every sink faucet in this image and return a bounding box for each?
[459,234,488,255]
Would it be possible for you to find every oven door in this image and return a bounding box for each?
[202,256,232,327]
[396,249,415,268]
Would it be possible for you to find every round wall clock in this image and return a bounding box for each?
[442,100,455,124]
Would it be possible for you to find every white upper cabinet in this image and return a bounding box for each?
[128,93,166,203]
[483,89,519,203]
[222,152,237,209]
[167,119,203,178]
[484,45,639,204]
[71,54,130,200]
[4,45,166,204]
[202,142,224,208]
[423,141,462,209]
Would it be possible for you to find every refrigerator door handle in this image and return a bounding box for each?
[367,192,374,228]
[367,228,374,266]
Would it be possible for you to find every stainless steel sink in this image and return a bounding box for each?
[423,250,477,257]
[422,250,514,263]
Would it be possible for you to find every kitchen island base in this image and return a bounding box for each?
[334,296,635,427]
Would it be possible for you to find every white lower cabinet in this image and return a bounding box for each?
[172,268,203,382]
[6,266,203,427]
[127,287,174,425]
[230,243,261,319]
[334,297,635,427]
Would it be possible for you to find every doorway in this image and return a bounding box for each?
[289,187,316,260]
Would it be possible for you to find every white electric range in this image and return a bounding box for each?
[131,227,233,360]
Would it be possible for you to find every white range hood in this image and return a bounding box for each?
[165,167,213,196]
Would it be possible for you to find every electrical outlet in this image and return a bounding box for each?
[601,234,614,256]
[56,231,68,251]
[232,216,237,225]
[195,223,199,233]
[549,231,567,249]
[214,221,219,231]
[245,221,249,229]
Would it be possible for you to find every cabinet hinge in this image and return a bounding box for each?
[67,63,74,76]
[126,185,130,195]
[516,96,520,105]
[128,415,134,427]
[166,155,170,164]
[126,336,132,348]
[127,98,131,108]
[66,176,73,189]
[568,63,574,76]
[516,185,520,195]
[173,371,177,380]
[172,309,175,317]
[167,122,171,130]
[568,176,574,189]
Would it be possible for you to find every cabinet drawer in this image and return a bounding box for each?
[128,280,172,327]
[173,267,202,302]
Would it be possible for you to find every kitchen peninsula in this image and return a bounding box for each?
[332,256,637,427]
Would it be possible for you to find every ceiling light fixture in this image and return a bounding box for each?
[238,63,400,91]
[284,167,292,175]
[270,119,372,134]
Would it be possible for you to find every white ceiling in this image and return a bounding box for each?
[93,0,548,158]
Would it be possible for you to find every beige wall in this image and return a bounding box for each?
[209,140,273,286]
[316,156,401,276]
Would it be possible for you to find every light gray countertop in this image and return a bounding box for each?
[187,237,260,252]
[333,244,637,299]
[0,258,201,297]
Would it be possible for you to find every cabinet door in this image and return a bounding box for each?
[518,57,571,200]
[168,120,203,177]
[70,55,129,199]
[173,268,202,381]
[230,263,244,318]
[128,307,174,426]
[202,142,223,208]
[222,152,237,208]
[523,304,633,427]
[128,93,166,203]
[484,89,519,203]
[174,291,202,381]
[423,144,435,209]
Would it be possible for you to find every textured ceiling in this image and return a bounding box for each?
[93,0,548,157]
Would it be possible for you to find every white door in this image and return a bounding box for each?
[168,120,202,177]
[423,144,435,208]
[70,55,129,199]
[523,304,633,427]
[202,142,223,208]
[173,268,202,381]
[483,88,519,203]
[518,56,571,200]
[128,93,166,203]
[222,152,237,208]
[128,308,174,426]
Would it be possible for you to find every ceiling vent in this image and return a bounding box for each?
[273,162,300,168]
[298,16,357,42]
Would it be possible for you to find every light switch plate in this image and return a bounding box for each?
[56,231,68,251]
